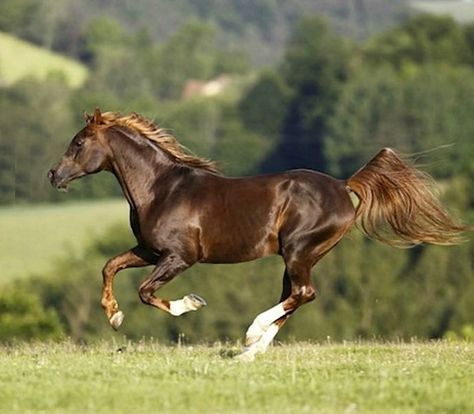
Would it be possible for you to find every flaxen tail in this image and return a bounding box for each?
[346,148,467,247]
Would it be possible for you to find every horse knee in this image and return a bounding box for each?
[102,258,117,280]
[138,285,152,304]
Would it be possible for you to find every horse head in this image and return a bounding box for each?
[48,108,111,191]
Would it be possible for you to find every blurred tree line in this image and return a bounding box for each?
[0,0,407,66]
[1,12,474,203]
[1,10,474,342]
[2,213,472,343]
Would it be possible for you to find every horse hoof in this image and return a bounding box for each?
[245,334,262,347]
[184,294,207,310]
[109,311,124,330]
[236,348,257,362]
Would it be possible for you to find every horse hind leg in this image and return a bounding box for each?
[238,262,315,361]
[238,220,354,360]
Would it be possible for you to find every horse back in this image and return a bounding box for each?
[196,170,356,263]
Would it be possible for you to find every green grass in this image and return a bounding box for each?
[0,200,128,282]
[0,32,88,88]
[0,341,472,413]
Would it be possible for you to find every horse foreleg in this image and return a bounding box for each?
[101,246,153,330]
[138,253,206,316]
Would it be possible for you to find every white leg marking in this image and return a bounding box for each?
[169,294,207,316]
[237,323,280,362]
[257,323,280,351]
[245,303,286,345]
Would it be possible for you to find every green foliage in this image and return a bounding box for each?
[238,71,291,137]
[0,289,63,341]
[445,324,474,341]
[4,217,469,344]
[364,14,472,70]
[153,21,218,99]
[0,77,121,204]
[0,0,410,67]
[262,16,352,172]
[325,65,474,178]
[0,77,74,203]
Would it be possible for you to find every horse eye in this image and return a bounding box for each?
[75,141,83,148]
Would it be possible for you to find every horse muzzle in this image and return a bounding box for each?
[47,168,70,191]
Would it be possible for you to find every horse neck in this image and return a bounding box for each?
[105,128,176,211]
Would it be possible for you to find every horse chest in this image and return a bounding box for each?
[134,207,200,253]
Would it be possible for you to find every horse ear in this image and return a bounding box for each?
[83,110,93,124]
[92,107,102,124]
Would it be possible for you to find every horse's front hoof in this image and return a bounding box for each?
[184,293,207,310]
[109,311,124,330]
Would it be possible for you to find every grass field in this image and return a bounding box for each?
[0,341,472,414]
[0,32,88,88]
[0,200,128,282]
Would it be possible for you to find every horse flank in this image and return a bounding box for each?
[92,111,220,174]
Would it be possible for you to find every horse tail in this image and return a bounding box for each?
[346,148,467,247]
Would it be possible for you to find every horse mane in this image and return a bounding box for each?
[90,111,220,174]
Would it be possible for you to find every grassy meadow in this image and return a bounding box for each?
[0,341,472,414]
[0,32,88,88]
[0,200,128,281]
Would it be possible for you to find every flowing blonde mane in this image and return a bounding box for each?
[90,111,220,174]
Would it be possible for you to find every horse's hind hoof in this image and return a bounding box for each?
[236,348,257,362]
[109,311,124,330]
[184,294,207,311]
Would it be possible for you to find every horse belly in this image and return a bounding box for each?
[199,220,279,264]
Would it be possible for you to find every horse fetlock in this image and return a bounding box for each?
[245,321,265,346]
[109,310,124,330]
[101,297,119,317]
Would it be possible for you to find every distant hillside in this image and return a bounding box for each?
[0,32,88,88]
[0,0,409,67]
[411,1,474,23]
[0,200,128,281]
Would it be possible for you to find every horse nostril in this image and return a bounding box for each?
[47,169,55,182]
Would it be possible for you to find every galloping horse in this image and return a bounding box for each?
[48,109,466,360]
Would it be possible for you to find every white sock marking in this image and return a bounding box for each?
[238,323,280,362]
[258,323,279,350]
[246,303,286,340]
[169,299,188,316]
[169,295,205,316]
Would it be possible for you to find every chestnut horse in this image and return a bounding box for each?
[48,109,466,360]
